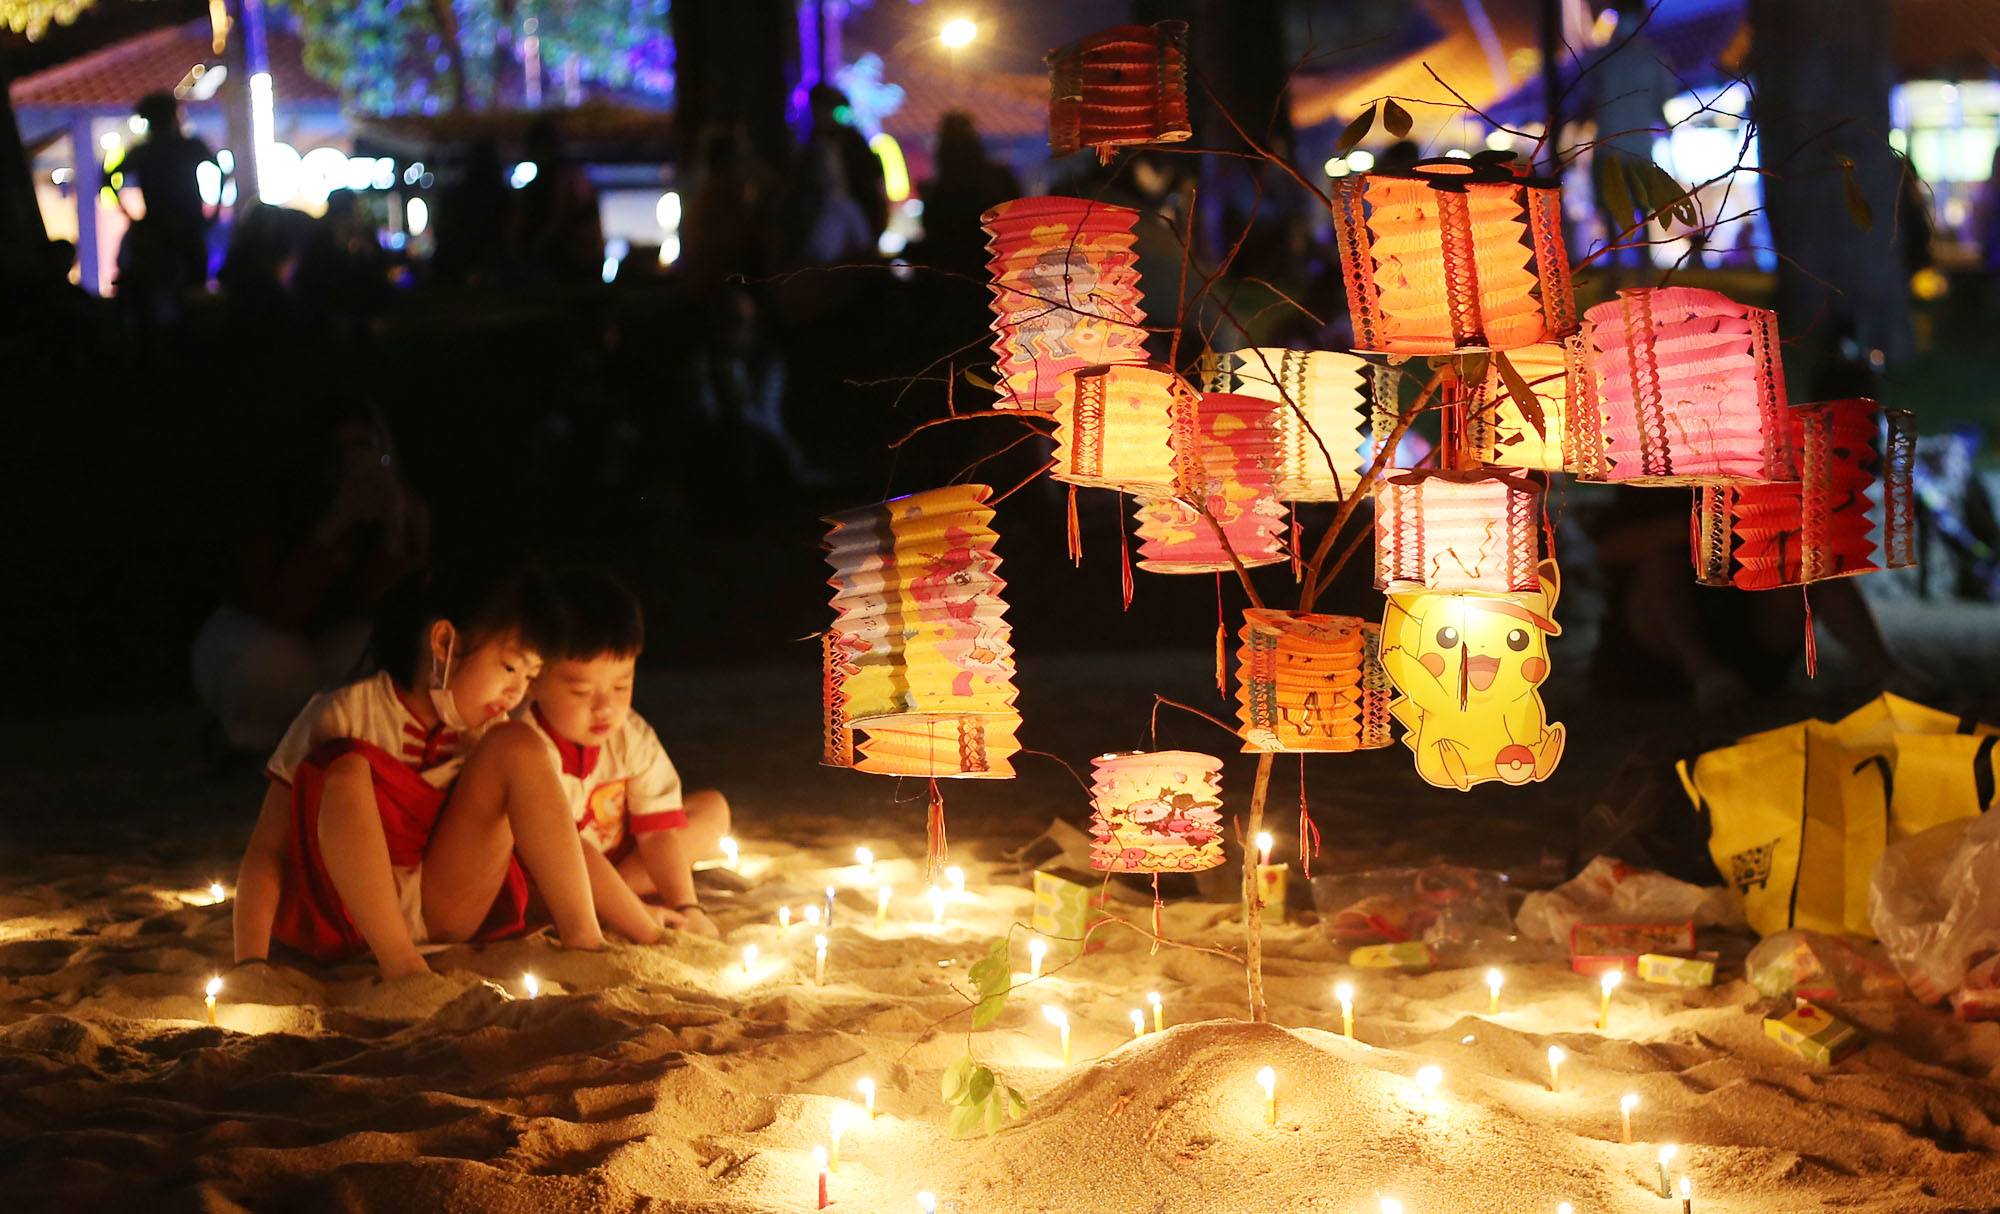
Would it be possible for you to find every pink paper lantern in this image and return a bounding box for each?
[1089,750,1225,873]
[1374,470,1541,593]
[1134,392,1288,573]
[982,197,1149,411]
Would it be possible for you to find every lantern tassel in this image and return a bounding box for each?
[1066,485,1082,566]
[926,779,948,882]
[1802,588,1818,679]
[1119,511,1134,610]
[1215,574,1227,696]
[1298,754,1320,878]
[1150,874,1163,956]
[1291,512,1303,582]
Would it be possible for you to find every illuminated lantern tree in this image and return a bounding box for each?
[1693,399,1917,589]
[1047,21,1192,161]
[1088,750,1225,872]
[1330,155,1577,356]
[1202,348,1396,501]
[982,197,1149,411]
[1052,362,1199,495]
[1374,470,1541,593]
[1235,610,1393,753]
[1571,286,1792,485]
[1134,392,1289,573]
[1463,340,1588,472]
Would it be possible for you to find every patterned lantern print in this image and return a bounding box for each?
[1089,750,1226,873]
[1053,362,1199,495]
[1203,348,1397,501]
[1047,21,1192,160]
[1572,286,1791,485]
[1693,399,1917,589]
[1235,610,1394,753]
[1330,155,1576,356]
[1380,561,1566,791]
[1134,392,1289,573]
[1375,470,1541,593]
[823,484,1020,778]
[982,197,1149,411]
[1464,339,1588,472]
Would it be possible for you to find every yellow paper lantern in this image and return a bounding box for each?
[1202,347,1395,501]
[1464,339,1588,472]
[1236,610,1394,753]
[1089,750,1226,872]
[1053,362,1200,495]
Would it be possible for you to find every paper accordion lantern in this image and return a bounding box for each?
[1464,340,1586,472]
[1693,399,1917,590]
[983,197,1149,411]
[1047,21,1192,160]
[1375,470,1541,593]
[1379,561,1566,790]
[1088,750,1225,873]
[1053,362,1198,495]
[1134,392,1289,573]
[1235,610,1393,753]
[1571,286,1791,485]
[1202,348,1395,501]
[1331,156,1576,356]
[823,484,1020,778]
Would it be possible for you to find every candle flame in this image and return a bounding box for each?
[945,866,966,894]
[1622,1093,1639,1112]
[917,1193,936,1213]
[780,907,792,928]
[208,882,226,903]
[719,836,739,864]
[1131,1010,1145,1034]
[1029,939,1046,966]
[1381,1200,1403,1214]
[815,934,828,954]
[1256,1065,1276,1096]
[1548,1045,1566,1064]
[1416,1064,1442,1096]
[1602,969,1623,992]
[812,1144,828,1169]
[878,885,893,908]
[205,975,222,998]
[1335,982,1354,1005]
[805,905,822,926]
[1255,831,1274,854]
[857,1078,875,1104]
[1659,1144,1678,1165]
[855,846,874,870]
[1679,1177,1691,1198]
[1559,1205,1574,1214]
[1486,967,1502,991]
[1041,1004,1067,1028]
[1147,991,1162,1008]
[523,972,539,998]
[742,946,759,973]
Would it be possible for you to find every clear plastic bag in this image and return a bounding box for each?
[1869,812,2000,1005]
[1514,855,1744,946]
[1745,929,1904,1001]
[1310,865,1514,952]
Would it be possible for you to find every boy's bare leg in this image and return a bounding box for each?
[617,789,732,897]
[582,842,664,943]
[423,722,606,950]
[315,754,430,979]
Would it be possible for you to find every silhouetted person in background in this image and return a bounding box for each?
[431,139,508,286]
[804,84,887,242]
[511,117,604,283]
[908,110,1019,279]
[680,124,771,295]
[295,188,389,332]
[106,92,217,325]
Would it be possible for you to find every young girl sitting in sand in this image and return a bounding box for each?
[233,558,612,979]
[521,568,732,942]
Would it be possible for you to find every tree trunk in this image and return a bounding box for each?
[1,67,50,270]
[670,0,798,175]
[1241,751,1272,1022]
[428,0,471,111]
[1749,0,1913,368]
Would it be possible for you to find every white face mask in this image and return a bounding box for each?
[428,626,470,732]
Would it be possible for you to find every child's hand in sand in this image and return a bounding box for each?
[657,905,720,939]
[378,952,432,981]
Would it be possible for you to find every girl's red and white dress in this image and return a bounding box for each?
[265,671,529,961]
[523,704,686,864]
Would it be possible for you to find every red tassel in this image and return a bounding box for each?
[927,778,948,883]
[1150,874,1162,956]
[1119,508,1134,609]
[1066,484,1082,566]
[1297,754,1320,878]
[1290,511,1303,582]
[1214,574,1227,696]
[1802,588,1818,679]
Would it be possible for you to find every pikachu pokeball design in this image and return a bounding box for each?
[1380,560,1565,790]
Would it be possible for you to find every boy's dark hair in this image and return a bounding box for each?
[547,567,645,662]
[370,555,564,687]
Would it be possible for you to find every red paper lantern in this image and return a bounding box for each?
[1235,610,1394,753]
[1693,399,1917,589]
[1088,750,1225,873]
[1203,347,1395,501]
[1134,392,1289,573]
[1331,156,1576,356]
[1572,287,1791,485]
[1053,362,1199,495]
[1463,339,1588,472]
[1047,21,1192,161]
[1375,470,1541,593]
[983,197,1150,411]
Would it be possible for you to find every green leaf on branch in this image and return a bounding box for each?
[962,368,998,393]
[985,1097,1004,1135]
[1838,156,1874,232]
[948,1101,985,1138]
[1382,99,1413,139]
[966,1067,994,1106]
[940,1057,1027,1137]
[1632,159,1697,231]
[1596,154,1636,238]
[968,938,1012,1028]
[1491,350,1548,440]
[941,1054,975,1103]
[1336,105,1377,155]
[1007,1086,1029,1118]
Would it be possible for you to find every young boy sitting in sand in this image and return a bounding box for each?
[523,569,731,940]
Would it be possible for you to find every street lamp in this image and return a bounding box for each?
[941,18,977,48]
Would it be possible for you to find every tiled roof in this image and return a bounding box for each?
[9,19,338,110]
[877,54,1048,146]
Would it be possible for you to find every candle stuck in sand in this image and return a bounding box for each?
[917,1193,936,1214]
[1547,1045,1565,1093]
[855,846,875,875]
[1657,1144,1678,1198]
[1256,1065,1276,1125]
[946,866,967,896]
[1381,1200,1403,1214]
[1042,1005,1071,1065]
[720,836,739,869]
[1599,969,1622,1030]
[522,972,539,1000]
[805,904,822,929]
[876,884,893,930]
[813,1144,829,1209]
[830,1105,850,1172]
[1559,1205,1574,1214]
[1486,967,1503,1014]
[1679,1175,1692,1214]
[204,975,222,1025]
[824,886,837,926]
[1255,831,1274,869]
[1336,982,1354,1039]
[742,945,759,975]
[779,906,792,933]
[208,882,226,905]
[928,886,948,926]
[1621,1092,1638,1143]
[1415,1064,1442,1107]
[1029,938,1047,980]
[1130,1009,1145,1038]
[1148,990,1164,1033]
[815,934,829,986]
[857,1077,876,1119]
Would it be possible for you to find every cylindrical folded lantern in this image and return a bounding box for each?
[983,197,1149,411]
[1235,610,1394,753]
[1088,750,1225,873]
[1047,21,1192,160]
[1463,339,1588,472]
[1572,286,1791,485]
[823,484,1020,778]
[1375,470,1541,593]
[1693,399,1917,589]
[1053,362,1199,495]
[1202,348,1395,501]
[1330,155,1576,356]
[1134,392,1288,573]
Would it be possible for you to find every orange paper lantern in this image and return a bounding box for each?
[1571,287,1791,485]
[1134,392,1289,573]
[1463,339,1588,472]
[1331,156,1576,356]
[1053,362,1199,495]
[1375,470,1541,593]
[1693,399,1917,589]
[1047,21,1192,160]
[823,484,1020,778]
[1089,750,1225,873]
[1235,610,1394,753]
[1202,347,1395,501]
[983,197,1149,411]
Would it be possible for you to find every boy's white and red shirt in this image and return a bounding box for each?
[523,704,686,855]
[266,671,490,788]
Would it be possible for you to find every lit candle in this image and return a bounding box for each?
[876,884,893,930]
[1130,1009,1145,1038]
[857,1077,876,1120]
[1559,1205,1574,1214]
[815,934,829,986]
[946,866,967,896]
[917,1193,936,1214]
[1486,967,1503,1015]
[1657,1144,1678,1198]
[1148,990,1164,1033]
[204,975,221,1025]
[1547,1045,1565,1093]
[522,972,539,999]
[1415,1064,1442,1107]
[805,904,822,928]
[928,886,947,926]
[824,886,837,926]
[1042,1005,1071,1065]
[830,1105,849,1173]
[1255,831,1274,869]
[1679,1175,1692,1214]
[720,836,739,869]
[208,882,226,905]
[1599,969,1622,1031]
[1621,1092,1638,1143]
[855,846,875,874]
[1256,1065,1276,1126]
[1381,1201,1403,1214]
[742,945,759,975]
[813,1144,829,1209]
[779,906,792,933]
[1029,939,1047,980]
[1336,982,1354,1039]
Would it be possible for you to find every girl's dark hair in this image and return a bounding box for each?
[546,567,645,662]
[370,556,564,687]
